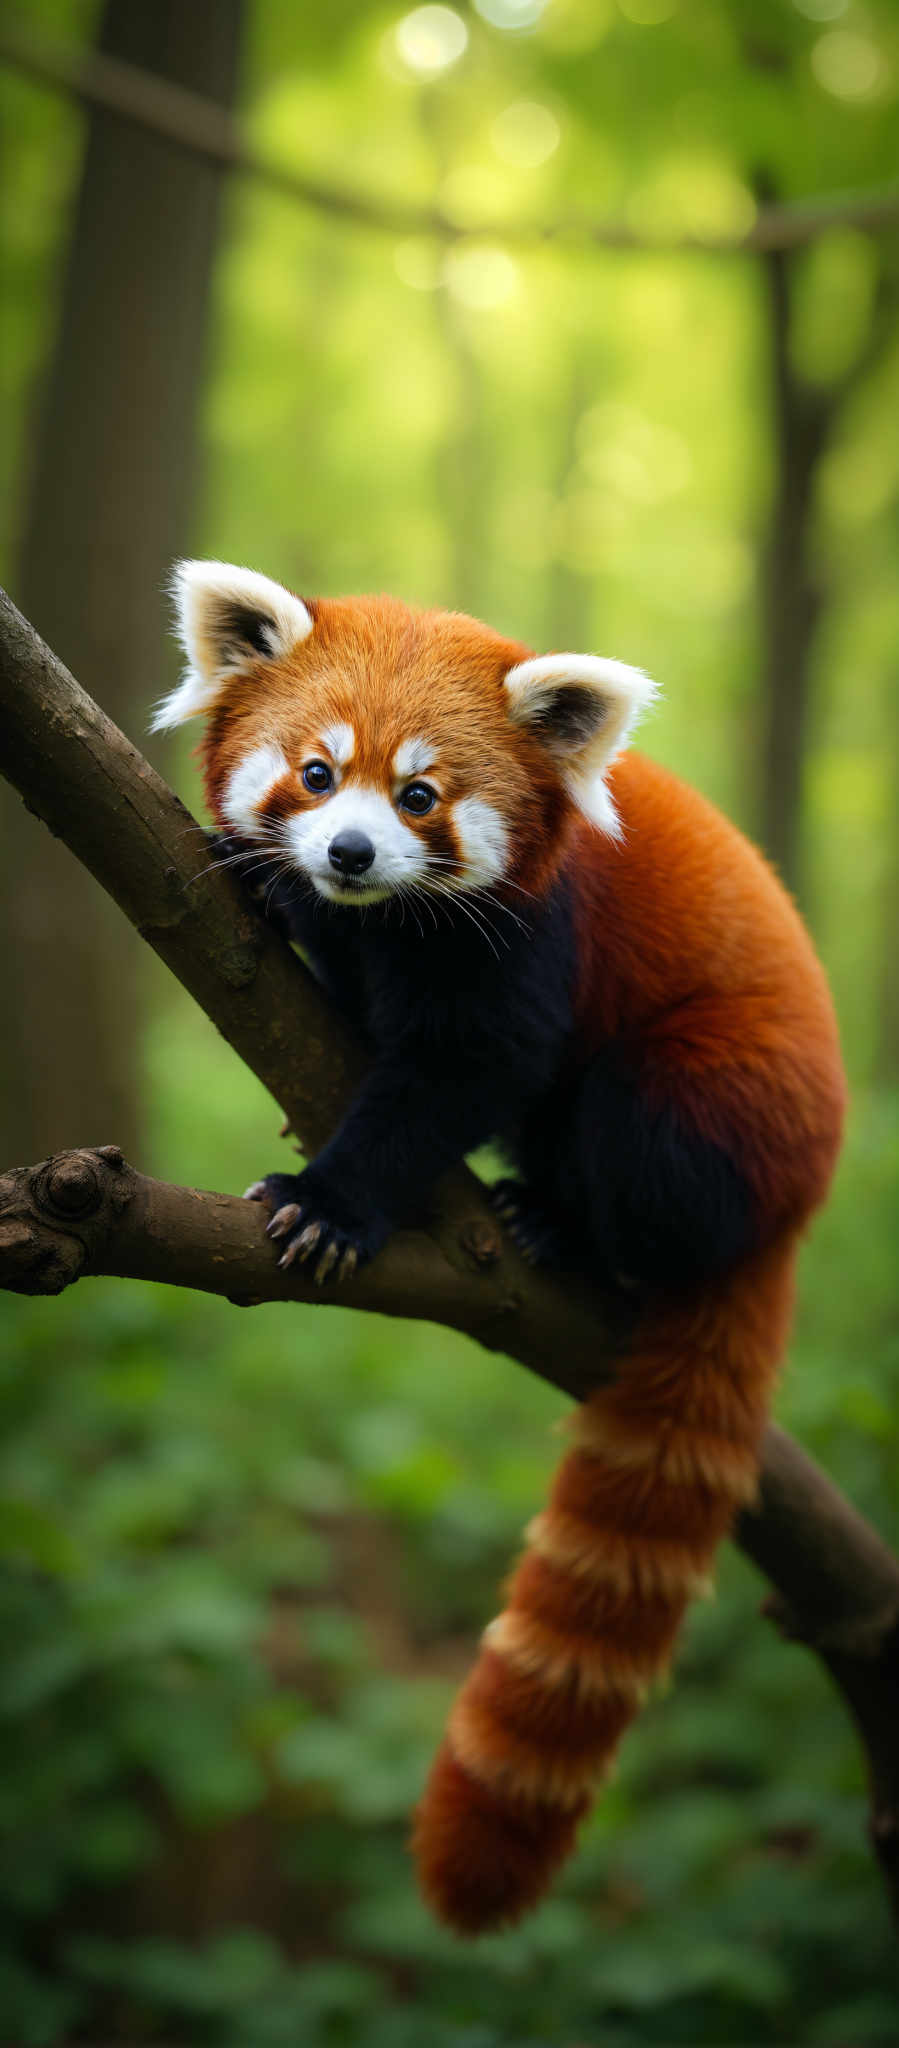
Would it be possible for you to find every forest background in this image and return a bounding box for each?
[1,1,898,2043]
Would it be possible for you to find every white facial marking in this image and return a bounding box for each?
[393,736,436,779]
[222,744,291,836]
[452,798,509,888]
[320,722,355,768]
[286,784,429,903]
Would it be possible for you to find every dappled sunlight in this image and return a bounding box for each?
[392,5,469,77]
[2,0,898,2038]
[474,0,550,32]
[810,28,890,100]
[491,98,561,169]
[627,153,758,240]
[442,241,521,306]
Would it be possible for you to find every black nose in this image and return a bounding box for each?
[328,829,375,876]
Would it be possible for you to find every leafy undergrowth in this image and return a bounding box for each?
[1,1058,897,2045]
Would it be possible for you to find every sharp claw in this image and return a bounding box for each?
[337,1245,358,1283]
[267,1202,302,1239]
[314,1240,339,1285]
[279,1221,323,1270]
[243,1180,268,1202]
[294,1221,323,1261]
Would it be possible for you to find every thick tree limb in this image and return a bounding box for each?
[1,584,898,1923]
[0,1149,621,1400]
[3,17,899,259]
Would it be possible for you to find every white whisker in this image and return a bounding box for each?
[423,878,505,958]
[187,847,283,887]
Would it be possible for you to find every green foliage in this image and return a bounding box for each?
[1,1094,897,2043]
[3,0,899,2041]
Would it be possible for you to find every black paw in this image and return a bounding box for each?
[488,1178,565,1268]
[245,1170,389,1285]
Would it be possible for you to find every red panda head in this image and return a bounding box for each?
[153,561,657,904]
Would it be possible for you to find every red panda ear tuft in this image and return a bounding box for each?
[150,561,313,732]
[504,653,658,838]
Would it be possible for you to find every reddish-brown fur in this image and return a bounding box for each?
[415,1745,586,1936]
[414,1241,807,1933]
[196,589,845,1937]
[409,736,843,1936]
[201,595,575,896]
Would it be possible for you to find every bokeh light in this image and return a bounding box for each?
[491,100,561,169]
[473,0,549,32]
[442,242,520,306]
[811,29,888,98]
[393,5,468,75]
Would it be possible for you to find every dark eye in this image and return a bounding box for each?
[400,782,436,816]
[303,760,332,794]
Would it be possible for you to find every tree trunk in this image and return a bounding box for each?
[756,239,827,902]
[0,0,243,1162]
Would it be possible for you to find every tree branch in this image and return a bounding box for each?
[0,1148,621,1401]
[3,17,899,259]
[739,1431,899,1926]
[1,583,898,1923]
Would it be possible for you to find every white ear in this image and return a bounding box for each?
[504,652,658,838]
[150,560,314,732]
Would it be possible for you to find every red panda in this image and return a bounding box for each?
[153,559,846,1936]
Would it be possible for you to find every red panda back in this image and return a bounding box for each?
[569,752,846,1225]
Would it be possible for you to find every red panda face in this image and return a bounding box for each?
[153,563,658,904]
[217,725,515,908]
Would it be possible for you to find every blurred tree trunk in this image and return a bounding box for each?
[757,237,827,902]
[0,0,243,1161]
[757,217,895,910]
